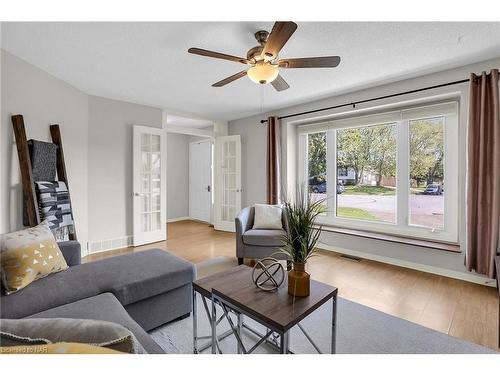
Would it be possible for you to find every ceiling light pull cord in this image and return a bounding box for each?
[260,85,265,115]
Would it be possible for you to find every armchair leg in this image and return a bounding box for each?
[238,257,244,266]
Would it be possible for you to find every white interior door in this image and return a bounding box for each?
[214,135,241,232]
[133,126,166,246]
[189,140,212,223]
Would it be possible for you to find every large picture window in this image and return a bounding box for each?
[300,102,458,243]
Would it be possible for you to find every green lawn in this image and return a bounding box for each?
[337,207,378,220]
[343,185,396,196]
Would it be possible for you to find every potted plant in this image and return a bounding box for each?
[278,187,327,297]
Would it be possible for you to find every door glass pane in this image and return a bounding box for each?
[141,134,150,151]
[336,123,397,223]
[139,131,162,234]
[152,193,161,211]
[141,214,150,232]
[227,141,236,157]
[141,194,150,213]
[307,132,327,205]
[141,174,150,192]
[221,140,237,222]
[142,152,151,172]
[409,117,444,230]
[151,212,161,231]
[227,157,236,172]
[151,174,161,193]
[151,134,160,152]
[151,152,161,173]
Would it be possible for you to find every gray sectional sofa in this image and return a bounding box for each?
[0,242,196,354]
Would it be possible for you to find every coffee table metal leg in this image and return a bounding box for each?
[193,289,198,354]
[237,313,243,354]
[211,294,217,354]
[280,331,289,354]
[331,294,337,354]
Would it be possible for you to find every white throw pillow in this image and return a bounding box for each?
[253,204,283,230]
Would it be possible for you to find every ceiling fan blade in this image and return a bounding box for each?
[261,22,298,60]
[212,71,247,87]
[279,56,341,69]
[188,48,249,64]
[271,74,290,92]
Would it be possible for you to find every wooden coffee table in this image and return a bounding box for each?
[192,265,338,354]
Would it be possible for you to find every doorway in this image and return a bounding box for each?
[132,125,167,246]
[189,139,212,223]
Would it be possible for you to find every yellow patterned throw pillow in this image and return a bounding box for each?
[0,343,123,354]
[0,221,68,294]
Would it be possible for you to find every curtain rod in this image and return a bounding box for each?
[259,78,472,124]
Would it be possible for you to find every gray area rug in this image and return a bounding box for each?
[150,257,495,354]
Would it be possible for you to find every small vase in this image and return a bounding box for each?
[288,262,310,297]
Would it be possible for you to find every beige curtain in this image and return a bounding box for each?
[466,69,500,278]
[266,116,281,205]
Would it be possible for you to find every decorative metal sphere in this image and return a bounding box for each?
[252,257,285,292]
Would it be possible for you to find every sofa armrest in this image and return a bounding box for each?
[58,241,82,267]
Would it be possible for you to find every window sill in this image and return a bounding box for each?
[316,225,461,253]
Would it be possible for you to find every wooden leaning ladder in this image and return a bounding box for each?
[11,114,77,241]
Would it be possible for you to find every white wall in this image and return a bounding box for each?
[1,50,89,248]
[229,57,500,285]
[87,95,162,244]
[167,133,189,220]
[0,50,168,254]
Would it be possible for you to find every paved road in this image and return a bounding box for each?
[312,193,444,228]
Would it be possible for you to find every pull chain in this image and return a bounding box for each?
[260,85,265,114]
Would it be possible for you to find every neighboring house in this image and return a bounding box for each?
[337,167,356,184]
[337,167,396,187]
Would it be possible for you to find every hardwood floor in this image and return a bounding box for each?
[84,220,499,351]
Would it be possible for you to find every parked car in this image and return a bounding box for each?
[311,182,344,194]
[424,184,443,195]
[312,182,326,193]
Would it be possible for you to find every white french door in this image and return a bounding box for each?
[214,135,241,232]
[189,140,212,223]
[133,126,167,246]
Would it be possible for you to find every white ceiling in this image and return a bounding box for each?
[2,22,500,121]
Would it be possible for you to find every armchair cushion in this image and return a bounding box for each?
[253,204,283,230]
[242,229,286,247]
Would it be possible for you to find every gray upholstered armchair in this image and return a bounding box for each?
[235,206,289,266]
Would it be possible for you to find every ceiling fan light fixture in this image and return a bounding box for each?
[247,62,279,84]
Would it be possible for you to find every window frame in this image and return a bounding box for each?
[298,101,459,243]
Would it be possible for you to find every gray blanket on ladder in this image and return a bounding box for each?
[23,140,57,226]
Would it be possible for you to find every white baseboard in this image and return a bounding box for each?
[317,242,496,287]
[167,216,190,223]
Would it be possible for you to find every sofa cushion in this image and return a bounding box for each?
[0,249,195,319]
[243,229,286,247]
[27,293,163,354]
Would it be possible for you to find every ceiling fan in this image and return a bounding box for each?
[188,22,341,92]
